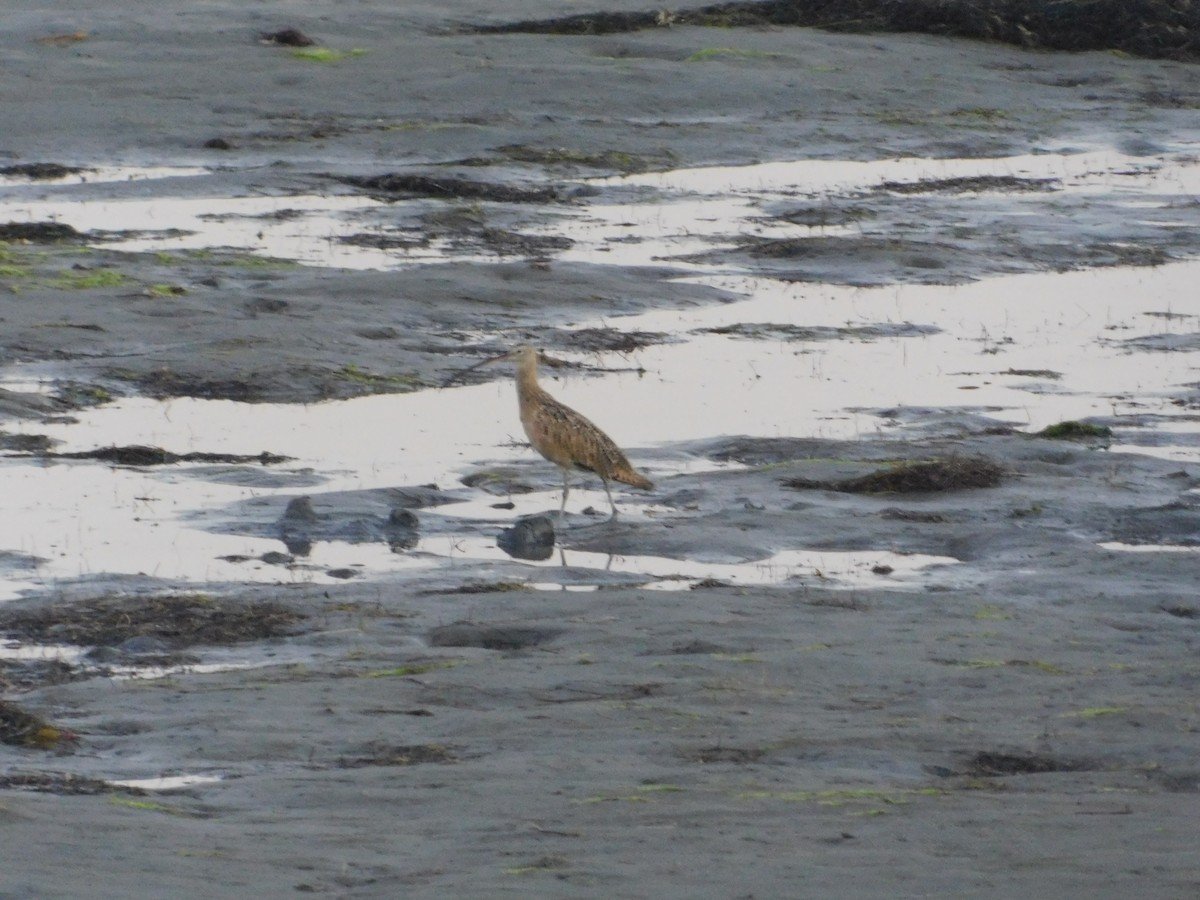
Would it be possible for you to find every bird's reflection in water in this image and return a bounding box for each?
[497,516,620,578]
[444,345,654,520]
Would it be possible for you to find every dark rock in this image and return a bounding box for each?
[280,496,319,524]
[497,515,556,560]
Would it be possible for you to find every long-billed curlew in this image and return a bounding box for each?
[449,346,653,519]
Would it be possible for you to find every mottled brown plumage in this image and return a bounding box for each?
[508,346,652,519]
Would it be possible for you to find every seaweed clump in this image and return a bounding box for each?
[0,594,305,649]
[43,445,291,465]
[0,700,79,750]
[1036,420,1113,440]
[785,455,1005,493]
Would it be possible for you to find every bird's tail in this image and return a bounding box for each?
[613,468,653,491]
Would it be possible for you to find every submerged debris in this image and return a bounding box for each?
[785,456,1006,493]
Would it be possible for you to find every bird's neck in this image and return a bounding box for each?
[516,355,543,401]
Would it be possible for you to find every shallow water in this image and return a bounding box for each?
[108,773,225,791]
[3,149,1198,272]
[0,628,317,679]
[1,151,1199,600]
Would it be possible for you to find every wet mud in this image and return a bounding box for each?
[1,2,1200,897]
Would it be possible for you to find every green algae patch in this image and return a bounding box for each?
[291,47,368,63]
[145,283,187,297]
[1062,706,1129,718]
[361,660,462,678]
[51,268,127,289]
[686,47,785,62]
[108,795,204,817]
[336,364,423,391]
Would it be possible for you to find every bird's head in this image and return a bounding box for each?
[441,344,553,387]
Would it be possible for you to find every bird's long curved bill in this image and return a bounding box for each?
[440,350,514,388]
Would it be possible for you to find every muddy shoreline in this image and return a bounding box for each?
[2,2,1200,897]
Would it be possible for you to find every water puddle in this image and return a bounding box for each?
[108,773,225,791]
[541,150,1200,270]
[596,151,1198,195]
[223,534,961,591]
[1,149,1197,274]
[0,165,209,188]
[585,263,1200,444]
[533,545,959,591]
[0,450,960,596]
[0,634,316,680]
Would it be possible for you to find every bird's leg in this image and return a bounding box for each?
[558,468,571,520]
[602,479,618,521]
